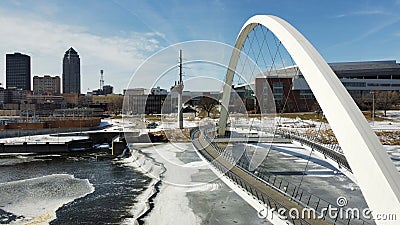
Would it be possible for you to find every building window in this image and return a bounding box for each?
[299,90,314,99]
[273,82,283,101]
[343,82,366,87]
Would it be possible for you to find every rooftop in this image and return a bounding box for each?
[257,60,400,79]
[64,47,78,56]
[329,60,400,72]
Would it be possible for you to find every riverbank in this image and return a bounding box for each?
[117,143,166,225]
[124,142,271,225]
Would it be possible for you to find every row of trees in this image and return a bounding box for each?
[182,96,220,118]
[186,90,400,118]
[355,91,400,117]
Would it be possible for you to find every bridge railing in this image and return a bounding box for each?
[191,128,311,225]
[191,128,371,225]
[276,129,351,172]
[213,144,347,224]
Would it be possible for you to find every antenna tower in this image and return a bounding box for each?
[100,69,104,90]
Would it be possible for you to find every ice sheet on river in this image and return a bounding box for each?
[0,174,94,224]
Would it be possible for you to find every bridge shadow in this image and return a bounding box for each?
[252,143,340,172]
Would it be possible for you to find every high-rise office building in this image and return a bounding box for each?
[6,52,31,90]
[62,47,80,93]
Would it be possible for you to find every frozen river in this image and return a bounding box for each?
[1,136,399,224]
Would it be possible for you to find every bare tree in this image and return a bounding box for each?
[376,91,400,117]
[106,96,124,115]
[354,94,374,112]
[198,96,218,117]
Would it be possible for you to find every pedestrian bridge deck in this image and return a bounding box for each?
[212,137,291,143]
[191,129,332,225]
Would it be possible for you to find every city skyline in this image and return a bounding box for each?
[5,52,30,90]
[1,5,400,224]
[62,47,81,94]
[1,0,400,93]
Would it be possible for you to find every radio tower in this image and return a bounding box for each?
[100,69,104,90]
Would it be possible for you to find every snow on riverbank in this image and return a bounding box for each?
[120,142,220,225]
[0,134,88,144]
[0,174,94,225]
[117,143,165,225]
[145,143,205,224]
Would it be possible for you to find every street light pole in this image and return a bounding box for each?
[371,91,375,126]
[172,50,184,129]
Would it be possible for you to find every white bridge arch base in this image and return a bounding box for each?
[218,15,400,224]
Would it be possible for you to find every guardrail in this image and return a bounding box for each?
[190,128,370,225]
[276,130,351,172]
[191,128,312,225]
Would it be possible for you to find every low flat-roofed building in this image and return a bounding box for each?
[123,88,146,96]
[53,108,104,118]
[0,87,29,104]
[26,94,64,104]
[92,94,123,104]
[255,60,400,113]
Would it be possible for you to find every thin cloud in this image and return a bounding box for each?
[334,9,389,18]
[328,13,400,50]
[356,17,400,40]
[110,0,177,45]
[0,9,164,93]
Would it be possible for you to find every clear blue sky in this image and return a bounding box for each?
[1,0,400,93]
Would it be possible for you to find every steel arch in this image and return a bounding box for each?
[218,15,400,223]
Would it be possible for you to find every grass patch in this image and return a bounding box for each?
[144,115,162,122]
[279,112,327,123]
[279,111,389,123]
[362,111,387,122]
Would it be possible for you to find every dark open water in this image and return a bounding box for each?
[0,153,150,224]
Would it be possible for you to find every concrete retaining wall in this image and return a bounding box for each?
[0,139,93,154]
[0,126,105,139]
[0,142,68,153]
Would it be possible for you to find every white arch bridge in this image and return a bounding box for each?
[191,15,400,225]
